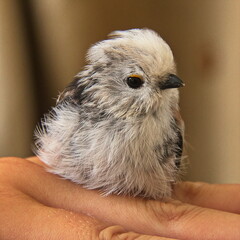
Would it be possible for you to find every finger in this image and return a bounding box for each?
[27,157,240,214]
[173,181,240,213]
[2,158,240,240]
[0,185,177,240]
[84,196,240,239]
[99,226,178,240]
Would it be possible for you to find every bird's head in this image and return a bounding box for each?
[60,29,184,119]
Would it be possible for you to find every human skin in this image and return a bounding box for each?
[0,156,239,240]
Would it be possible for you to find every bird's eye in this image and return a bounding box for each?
[126,75,143,89]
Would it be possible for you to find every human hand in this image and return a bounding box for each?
[0,156,239,239]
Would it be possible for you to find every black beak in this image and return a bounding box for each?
[160,74,185,90]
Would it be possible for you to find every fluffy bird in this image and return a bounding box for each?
[35,29,185,199]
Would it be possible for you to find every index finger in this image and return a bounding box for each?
[28,156,240,214]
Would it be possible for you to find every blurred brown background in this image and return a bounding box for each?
[0,0,239,183]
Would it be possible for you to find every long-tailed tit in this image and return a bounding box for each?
[35,29,185,199]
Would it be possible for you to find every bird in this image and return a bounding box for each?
[34,28,185,200]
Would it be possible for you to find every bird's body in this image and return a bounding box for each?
[35,29,184,199]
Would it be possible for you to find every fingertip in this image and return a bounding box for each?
[98,226,174,239]
[99,225,126,240]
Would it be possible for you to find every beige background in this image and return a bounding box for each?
[0,0,239,183]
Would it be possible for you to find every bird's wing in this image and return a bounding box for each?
[172,108,184,168]
[56,77,82,105]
